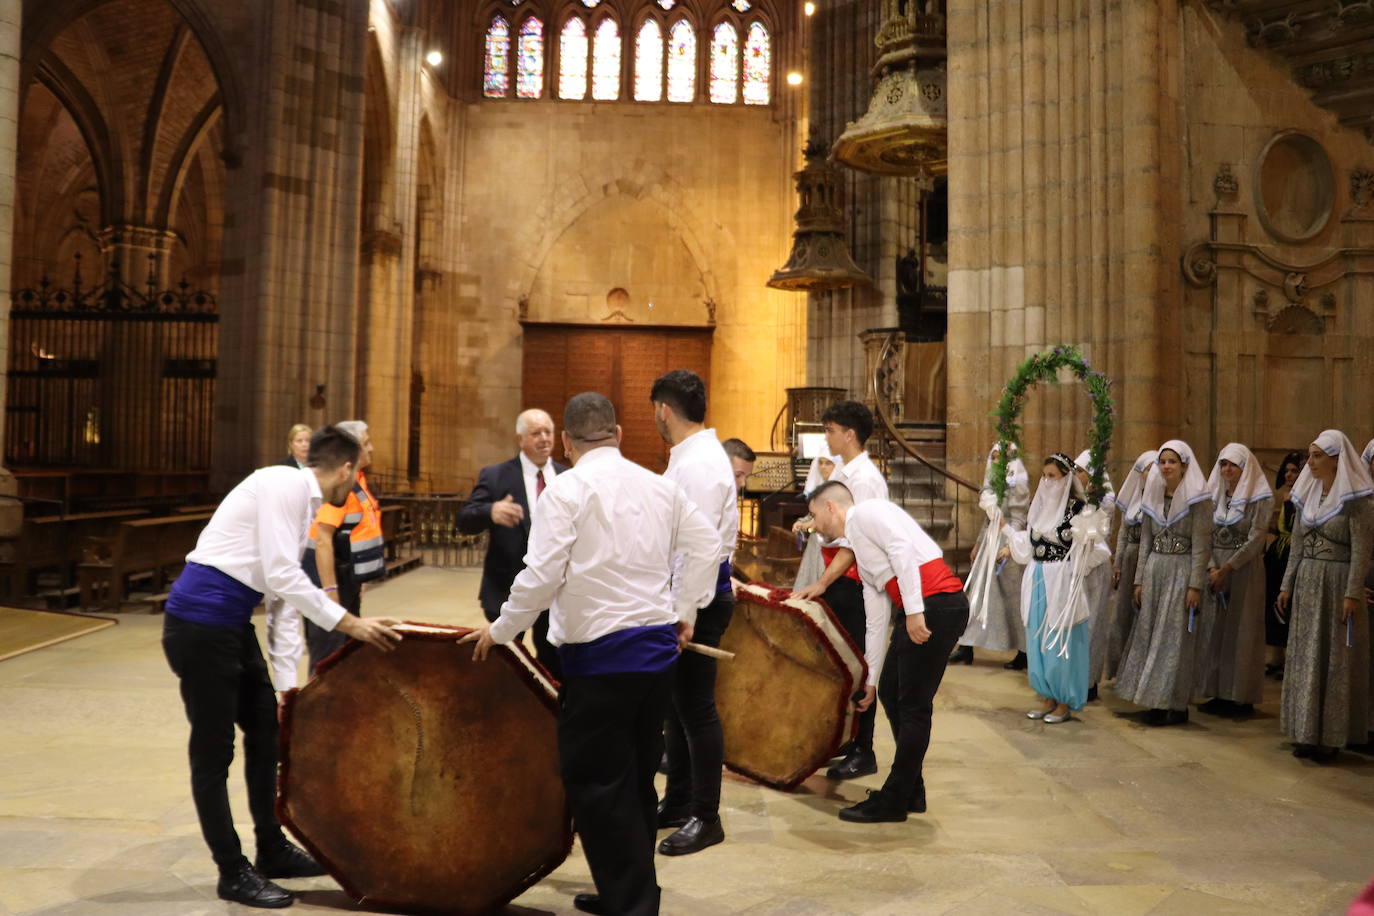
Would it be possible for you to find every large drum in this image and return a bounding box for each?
[277,623,571,915]
[716,582,867,790]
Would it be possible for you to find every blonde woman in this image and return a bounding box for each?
[280,423,311,468]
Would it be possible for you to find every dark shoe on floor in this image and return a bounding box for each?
[1003,651,1028,671]
[217,864,293,909]
[830,741,855,762]
[949,645,974,665]
[658,816,725,856]
[1312,746,1339,764]
[1086,684,1099,702]
[656,799,691,829]
[825,749,878,780]
[909,784,927,813]
[1228,703,1255,719]
[839,790,908,823]
[573,893,607,915]
[254,840,325,879]
[1198,697,1231,716]
[1161,708,1189,726]
[1293,743,1316,759]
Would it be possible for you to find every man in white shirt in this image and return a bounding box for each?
[161,427,402,909]
[650,370,738,856]
[807,482,968,825]
[457,408,568,677]
[792,399,890,780]
[462,393,718,916]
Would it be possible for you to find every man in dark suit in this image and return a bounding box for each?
[458,408,568,678]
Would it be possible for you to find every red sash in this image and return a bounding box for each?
[819,546,863,583]
[885,558,963,609]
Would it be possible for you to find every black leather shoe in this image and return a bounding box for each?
[1292,743,1316,759]
[909,787,927,813]
[1198,697,1231,716]
[839,790,907,823]
[1149,708,1188,727]
[217,863,293,909]
[830,741,855,761]
[656,799,691,829]
[573,893,607,915]
[658,816,724,856]
[255,840,326,879]
[1086,684,1099,702]
[1228,703,1254,719]
[825,749,878,780]
[949,645,974,665]
[1003,651,1028,671]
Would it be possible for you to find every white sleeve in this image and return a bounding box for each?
[859,579,891,687]
[671,486,722,627]
[258,484,345,631]
[491,486,578,644]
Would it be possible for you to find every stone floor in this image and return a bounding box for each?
[2,565,1373,916]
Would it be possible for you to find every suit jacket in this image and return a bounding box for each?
[457,455,568,618]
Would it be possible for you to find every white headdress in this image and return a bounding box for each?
[1139,439,1211,526]
[1116,449,1159,523]
[1027,453,1086,544]
[1290,430,1374,526]
[982,442,1029,498]
[803,447,842,496]
[1205,443,1273,526]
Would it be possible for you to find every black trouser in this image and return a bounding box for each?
[304,576,361,673]
[560,669,673,916]
[484,604,563,682]
[877,591,969,801]
[162,614,285,873]
[663,592,734,820]
[824,577,878,754]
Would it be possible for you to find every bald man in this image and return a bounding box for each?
[458,409,569,677]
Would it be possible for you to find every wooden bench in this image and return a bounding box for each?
[78,512,214,611]
[0,509,151,600]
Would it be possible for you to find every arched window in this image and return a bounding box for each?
[517,17,545,99]
[709,22,739,104]
[742,21,769,105]
[635,20,664,102]
[667,19,696,103]
[483,16,511,98]
[592,18,622,100]
[559,18,589,99]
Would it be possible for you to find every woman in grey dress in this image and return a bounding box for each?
[1074,449,1115,696]
[1108,450,1158,680]
[1196,443,1273,719]
[952,443,1030,666]
[1116,440,1213,727]
[1277,430,1374,761]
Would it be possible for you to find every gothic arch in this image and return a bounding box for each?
[362,30,397,233]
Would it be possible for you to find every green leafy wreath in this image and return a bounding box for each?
[988,345,1116,508]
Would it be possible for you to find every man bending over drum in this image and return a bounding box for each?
[462,392,720,916]
[807,482,969,822]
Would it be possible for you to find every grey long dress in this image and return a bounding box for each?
[1196,497,1272,705]
[1107,518,1142,680]
[1115,499,1213,710]
[1279,498,1374,747]
[959,485,1029,652]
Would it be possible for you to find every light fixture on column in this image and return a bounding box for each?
[425,49,444,67]
[832,0,947,177]
[787,71,804,86]
[804,1,816,14]
[767,138,872,292]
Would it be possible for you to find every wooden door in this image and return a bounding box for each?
[521,324,713,472]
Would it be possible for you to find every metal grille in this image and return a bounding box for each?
[7,256,217,470]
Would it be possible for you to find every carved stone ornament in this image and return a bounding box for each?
[1181,242,1218,287]
[1282,272,1308,301]
[1214,163,1240,198]
[1353,169,1374,209]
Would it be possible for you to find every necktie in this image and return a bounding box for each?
[536,468,546,499]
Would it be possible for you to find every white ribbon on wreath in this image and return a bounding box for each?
[1033,505,1112,659]
[964,490,1004,629]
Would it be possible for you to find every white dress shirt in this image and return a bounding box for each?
[664,427,739,567]
[844,499,947,685]
[518,450,556,522]
[185,466,346,630]
[490,446,720,647]
[823,450,889,549]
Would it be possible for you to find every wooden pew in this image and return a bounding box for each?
[77,513,214,611]
[0,509,151,600]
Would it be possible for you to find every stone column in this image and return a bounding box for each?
[0,0,19,531]
[946,0,1181,489]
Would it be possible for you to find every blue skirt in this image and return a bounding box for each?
[1026,562,1090,710]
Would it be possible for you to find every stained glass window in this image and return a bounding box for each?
[559,18,588,99]
[635,20,664,102]
[591,19,621,100]
[516,17,544,99]
[667,19,696,103]
[732,0,751,10]
[709,22,738,104]
[483,16,511,98]
[742,22,770,105]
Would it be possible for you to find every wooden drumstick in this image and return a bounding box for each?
[685,642,735,660]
